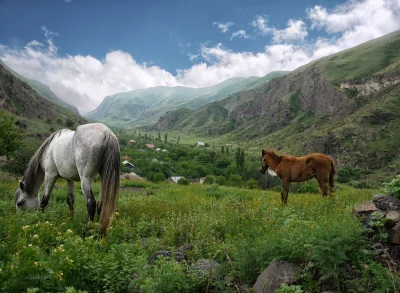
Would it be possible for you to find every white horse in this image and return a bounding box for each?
[14,123,120,232]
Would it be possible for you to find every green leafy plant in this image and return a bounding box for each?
[383,176,400,198]
[277,284,304,293]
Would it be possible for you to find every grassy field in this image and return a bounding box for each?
[0,179,398,292]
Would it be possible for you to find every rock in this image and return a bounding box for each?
[353,201,378,215]
[148,250,185,264]
[373,194,400,212]
[388,223,400,244]
[14,120,27,130]
[193,259,222,276]
[252,261,301,293]
[385,211,400,229]
[353,201,382,227]
[239,284,250,292]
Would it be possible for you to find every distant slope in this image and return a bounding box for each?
[155,30,400,180]
[0,63,86,134]
[85,72,287,127]
[0,59,79,114]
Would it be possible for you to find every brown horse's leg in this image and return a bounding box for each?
[281,179,290,204]
[317,178,328,197]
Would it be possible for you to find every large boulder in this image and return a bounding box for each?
[193,259,222,276]
[253,261,301,293]
[373,194,400,212]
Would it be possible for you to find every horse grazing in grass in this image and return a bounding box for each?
[14,123,120,233]
[260,149,336,204]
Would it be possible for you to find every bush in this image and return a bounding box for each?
[56,117,63,125]
[204,175,215,185]
[65,118,75,128]
[148,172,165,183]
[228,174,243,187]
[177,177,190,185]
[383,176,400,198]
[216,176,227,186]
[246,179,259,189]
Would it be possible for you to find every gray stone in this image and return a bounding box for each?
[385,210,400,229]
[193,259,222,276]
[253,261,301,293]
[353,201,378,215]
[389,223,400,244]
[373,194,400,212]
[148,250,185,264]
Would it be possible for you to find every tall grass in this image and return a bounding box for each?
[0,180,397,292]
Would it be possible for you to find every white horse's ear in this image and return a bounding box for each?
[19,181,25,191]
[267,168,277,177]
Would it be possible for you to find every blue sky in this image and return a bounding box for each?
[0,0,399,112]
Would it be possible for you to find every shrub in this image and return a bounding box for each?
[65,118,75,128]
[148,172,165,183]
[383,176,400,198]
[246,179,259,189]
[228,174,242,187]
[204,175,215,185]
[216,176,227,186]
[177,177,190,185]
[56,117,63,125]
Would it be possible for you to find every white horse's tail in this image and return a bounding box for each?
[99,133,120,233]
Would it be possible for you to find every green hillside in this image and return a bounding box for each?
[155,30,400,183]
[85,72,287,127]
[0,59,79,114]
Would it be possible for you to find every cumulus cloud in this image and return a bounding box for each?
[231,30,250,40]
[251,15,274,35]
[213,22,234,33]
[1,0,400,112]
[272,19,308,43]
[252,16,308,43]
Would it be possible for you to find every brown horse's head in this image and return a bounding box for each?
[260,149,270,174]
[260,149,281,174]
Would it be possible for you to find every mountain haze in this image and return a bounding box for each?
[0,59,79,114]
[85,72,288,127]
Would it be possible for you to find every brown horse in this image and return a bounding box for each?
[260,149,336,204]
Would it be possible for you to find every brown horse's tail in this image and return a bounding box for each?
[99,133,120,233]
[329,157,336,189]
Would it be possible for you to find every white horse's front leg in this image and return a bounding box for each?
[81,177,96,222]
[40,175,57,211]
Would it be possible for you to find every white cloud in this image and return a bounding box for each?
[188,53,199,61]
[272,19,308,43]
[308,0,400,35]
[251,15,274,35]
[231,30,250,40]
[213,22,234,33]
[252,16,307,43]
[1,0,400,113]
[64,0,72,3]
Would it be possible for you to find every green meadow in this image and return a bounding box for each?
[0,179,398,292]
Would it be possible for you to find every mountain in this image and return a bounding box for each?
[0,62,86,133]
[155,30,400,180]
[85,72,288,127]
[0,59,79,114]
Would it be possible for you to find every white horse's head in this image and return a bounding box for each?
[14,181,40,210]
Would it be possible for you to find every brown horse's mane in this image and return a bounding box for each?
[263,148,286,162]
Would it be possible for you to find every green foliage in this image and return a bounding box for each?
[337,167,362,183]
[46,118,52,124]
[3,143,37,175]
[0,110,22,158]
[177,177,190,185]
[0,180,397,292]
[228,174,243,187]
[65,118,74,128]
[277,284,303,293]
[216,176,227,186]
[204,175,215,185]
[246,179,258,189]
[56,118,63,125]
[383,176,400,198]
[148,172,166,183]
